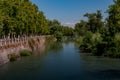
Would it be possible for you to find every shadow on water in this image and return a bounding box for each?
[89,69,120,80]
[45,42,63,52]
[1,41,120,80]
[100,69,120,77]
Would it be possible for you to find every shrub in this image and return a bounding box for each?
[92,42,106,56]
[54,31,63,41]
[46,36,57,44]
[93,33,120,57]
[20,50,32,56]
[79,32,104,55]
[79,31,93,53]
[8,54,19,61]
[78,30,120,58]
[74,36,83,44]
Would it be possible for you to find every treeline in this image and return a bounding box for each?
[74,0,120,58]
[47,19,74,37]
[0,0,74,38]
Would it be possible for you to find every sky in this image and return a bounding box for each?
[30,0,113,27]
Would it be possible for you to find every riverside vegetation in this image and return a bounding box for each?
[0,0,74,38]
[0,0,74,62]
[8,50,32,61]
[0,0,120,58]
[74,0,120,58]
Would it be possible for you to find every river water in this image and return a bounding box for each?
[0,42,120,80]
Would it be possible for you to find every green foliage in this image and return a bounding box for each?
[54,31,63,41]
[80,31,93,53]
[8,53,19,61]
[76,0,120,58]
[47,19,74,38]
[45,36,56,43]
[84,10,104,33]
[54,31,63,37]
[75,20,88,36]
[20,50,32,56]
[74,37,83,44]
[79,25,120,57]
[0,0,74,38]
[75,10,103,36]
[78,22,120,57]
[75,10,104,36]
[0,0,48,36]
[102,33,120,58]
[107,0,120,32]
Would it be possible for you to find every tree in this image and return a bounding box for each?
[75,10,103,36]
[78,0,120,57]
[106,0,120,35]
[48,19,61,34]
[84,10,103,33]
[75,20,87,36]
[0,0,48,37]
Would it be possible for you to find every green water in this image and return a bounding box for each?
[0,42,120,80]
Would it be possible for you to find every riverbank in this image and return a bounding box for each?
[0,36,56,65]
[0,42,120,80]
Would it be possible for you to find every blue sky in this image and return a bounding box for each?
[30,0,113,27]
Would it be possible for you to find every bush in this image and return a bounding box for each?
[20,50,32,56]
[8,54,19,61]
[79,31,93,53]
[78,30,120,58]
[79,32,104,55]
[46,36,56,42]
[92,42,107,56]
[54,31,63,41]
[92,33,120,57]
[91,33,104,56]
[74,36,83,44]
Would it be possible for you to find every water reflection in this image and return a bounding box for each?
[46,41,63,52]
[0,42,120,80]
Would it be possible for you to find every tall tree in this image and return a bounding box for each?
[75,20,87,36]
[84,10,103,33]
[0,0,48,37]
[107,0,120,36]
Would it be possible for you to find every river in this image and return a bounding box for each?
[0,42,120,80]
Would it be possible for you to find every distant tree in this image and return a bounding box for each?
[47,19,61,34]
[63,27,74,36]
[75,20,88,36]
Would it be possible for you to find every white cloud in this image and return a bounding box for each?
[62,21,79,28]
